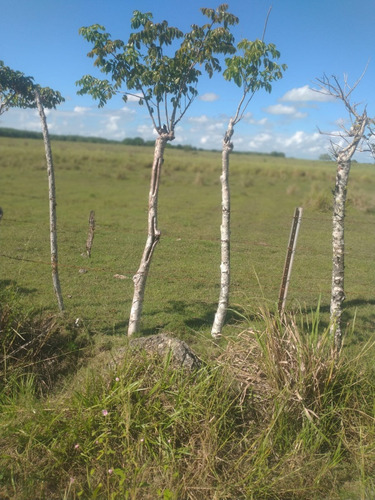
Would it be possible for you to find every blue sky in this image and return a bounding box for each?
[1,0,375,159]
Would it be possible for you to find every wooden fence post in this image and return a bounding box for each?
[278,207,303,316]
[86,210,95,258]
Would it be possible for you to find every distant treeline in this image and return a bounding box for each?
[0,127,285,157]
[0,127,118,144]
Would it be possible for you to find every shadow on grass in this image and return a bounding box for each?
[342,298,375,345]
[101,300,242,337]
[101,296,375,341]
[0,279,37,295]
[317,298,375,313]
[294,298,375,346]
[167,299,240,331]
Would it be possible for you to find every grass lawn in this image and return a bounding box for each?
[1,136,375,498]
[1,137,375,338]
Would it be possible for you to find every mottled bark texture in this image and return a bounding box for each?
[211,119,234,337]
[128,133,173,336]
[86,210,95,258]
[35,90,64,313]
[330,116,367,351]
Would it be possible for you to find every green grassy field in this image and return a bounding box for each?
[1,136,375,338]
[1,136,375,499]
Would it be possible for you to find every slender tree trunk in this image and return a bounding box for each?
[35,90,64,313]
[211,119,234,337]
[128,134,169,336]
[330,117,367,351]
[330,158,350,350]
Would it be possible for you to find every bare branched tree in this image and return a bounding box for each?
[315,73,373,352]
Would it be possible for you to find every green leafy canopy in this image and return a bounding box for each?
[0,60,64,115]
[77,5,239,133]
[223,39,287,93]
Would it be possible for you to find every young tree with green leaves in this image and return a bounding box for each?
[0,62,33,115]
[0,61,65,312]
[211,34,286,337]
[0,60,64,114]
[77,5,239,336]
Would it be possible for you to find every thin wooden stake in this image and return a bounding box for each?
[86,210,95,258]
[278,207,303,316]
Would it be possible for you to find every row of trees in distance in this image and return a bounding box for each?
[0,126,287,157]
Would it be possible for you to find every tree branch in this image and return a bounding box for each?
[261,6,272,42]
[316,73,371,159]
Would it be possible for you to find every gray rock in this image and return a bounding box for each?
[110,334,202,371]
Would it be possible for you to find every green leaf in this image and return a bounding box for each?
[223,38,287,94]
[78,5,239,127]
[0,60,64,114]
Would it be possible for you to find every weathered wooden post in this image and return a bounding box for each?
[278,207,303,316]
[86,210,95,258]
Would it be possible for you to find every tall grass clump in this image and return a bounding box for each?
[218,306,375,498]
[0,285,91,394]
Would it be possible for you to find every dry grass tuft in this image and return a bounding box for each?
[219,309,340,424]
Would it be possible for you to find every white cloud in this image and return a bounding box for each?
[239,128,334,158]
[126,94,143,102]
[74,106,91,114]
[188,114,210,124]
[248,133,273,149]
[136,124,157,138]
[208,122,225,132]
[188,114,226,132]
[281,130,329,155]
[105,115,121,132]
[121,106,136,115]
[265,104,306,118]
[199,93,219,102]
[281,85,335,103]
[266,104,295,115]
[285,130,308,147]
[242,113,268,126]
[2,100,350,160]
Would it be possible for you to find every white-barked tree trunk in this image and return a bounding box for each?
[211,119,234,337]
[128,132,172,336]
[35,89,64,313]
[330,116,367,351]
